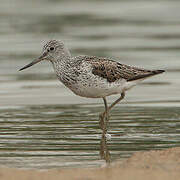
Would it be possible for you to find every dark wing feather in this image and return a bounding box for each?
[83,56,164,83]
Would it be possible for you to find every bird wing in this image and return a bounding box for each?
[79,56,164,83]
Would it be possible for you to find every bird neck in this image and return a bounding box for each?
[56,46,71,64]
[50,49,72,77]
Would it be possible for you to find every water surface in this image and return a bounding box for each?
[1,104,180,169]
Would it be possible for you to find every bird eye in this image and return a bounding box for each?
[50,47,54,51]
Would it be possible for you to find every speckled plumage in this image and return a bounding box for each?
[73,55,164,82]
[19,40,165,132]
[50,56,164,99]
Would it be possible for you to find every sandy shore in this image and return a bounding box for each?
[0,147,180,180]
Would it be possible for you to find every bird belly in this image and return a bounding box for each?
[68,78,128,98]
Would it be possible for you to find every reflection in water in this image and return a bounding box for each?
[100,133,111,164]
[1,105,180,169]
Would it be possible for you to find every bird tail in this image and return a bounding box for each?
[127,70,165,81]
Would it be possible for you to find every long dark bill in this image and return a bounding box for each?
[19,53,47,71]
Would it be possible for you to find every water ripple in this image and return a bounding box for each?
[0,105,180,169]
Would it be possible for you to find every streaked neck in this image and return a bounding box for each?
[51,49,72,76]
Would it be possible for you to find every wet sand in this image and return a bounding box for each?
[0,147,180,180]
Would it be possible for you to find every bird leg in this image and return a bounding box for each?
[99,92,125,132]
[108,92,125,111]
[99,97,109,132]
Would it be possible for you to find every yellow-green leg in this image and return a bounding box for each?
[99,92,125,133]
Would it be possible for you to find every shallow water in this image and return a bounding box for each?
[1,105,180,169]
[0,0,180,169]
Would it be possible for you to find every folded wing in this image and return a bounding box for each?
[83,56,164,83]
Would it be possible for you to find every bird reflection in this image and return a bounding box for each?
[99,132,111,164]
